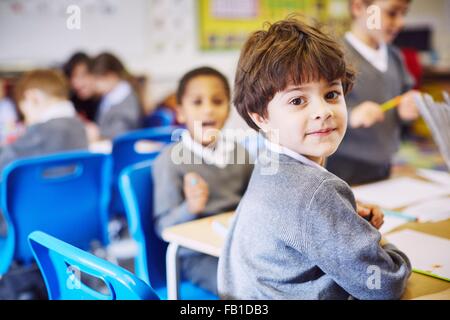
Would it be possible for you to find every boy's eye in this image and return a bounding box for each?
[289,97,305,106]
[193,99,202,106]
[325,91,341,100]
[212,98,224,105]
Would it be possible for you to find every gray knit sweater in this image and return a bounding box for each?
[153,141,254,257]
[0,117,88,174]
[334,39,415,164]
[218,152,411,300]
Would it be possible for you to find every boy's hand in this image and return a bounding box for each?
[350,101,385,128]
[183,172,209,215]
[85,121,101,143]
[356,201,384,229]
[398,90,420,121]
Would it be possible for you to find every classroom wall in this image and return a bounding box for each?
[404,0,450,66]
[0,0,448,123]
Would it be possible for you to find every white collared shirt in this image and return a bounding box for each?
[181,130,236,168]
[345,32,388,73]
[98,80,131,118]
[264,138,328,172]
[38,100,76,124]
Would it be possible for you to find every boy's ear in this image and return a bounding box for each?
[23,89,45,107]
[175,105,186,124]
[248,112,269,133]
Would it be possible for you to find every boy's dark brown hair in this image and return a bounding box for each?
[14,69,69,103]
[176,66,230,105]
[234,16,355,131]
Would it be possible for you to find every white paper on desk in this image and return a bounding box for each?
[403,197,450,222]
[352,177,450,209]
[385,229,450,281]
[379,215,410,234]
[417,168,450,187]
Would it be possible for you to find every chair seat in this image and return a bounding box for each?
[154,282,218,300]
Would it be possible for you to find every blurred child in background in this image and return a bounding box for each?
[326,0,420,185]
[87,52,143,141]
[153,67,254,294]
[63,52,100,122]
[0,69,87,173]
[0,78,20,146]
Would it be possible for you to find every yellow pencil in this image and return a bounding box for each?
[380,95,403,112]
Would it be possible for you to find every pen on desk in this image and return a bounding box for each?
[383,209,418,222]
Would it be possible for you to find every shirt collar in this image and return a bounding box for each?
[181,130,236,168]
[99,80,131,115]
[38,100,76,124]
[264,138,328,172]
[345,32,388,72]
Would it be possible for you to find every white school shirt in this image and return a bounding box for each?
[264,138,328,172]
[98,80,132,119]
[37,100,77,124]
[181,130,236,169]
[345,32,388,73]
[0,98,17,123]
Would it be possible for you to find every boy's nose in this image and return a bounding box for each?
[203,104,215,114]
[312,102,333,120]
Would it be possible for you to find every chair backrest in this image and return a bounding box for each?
[111,126,182,180]
[143,107,176,128]
[119,160,167,288]
[28,231,159,300]
[110,126,183,215]
[0,152,111,275]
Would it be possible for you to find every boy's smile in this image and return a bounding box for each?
[251,78,348,164]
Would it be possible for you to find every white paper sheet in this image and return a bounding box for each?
[403,197,450,222]
[385,229,450,281]
[380,215,410,234]
[352,177,450,209]
[417,168,450,187]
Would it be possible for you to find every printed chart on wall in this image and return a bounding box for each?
[198,0,350,51]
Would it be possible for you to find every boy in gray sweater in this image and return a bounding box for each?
[217,17,411,300]
[153,67,254,294]
[326,0,419,185]
[0,69,87,174]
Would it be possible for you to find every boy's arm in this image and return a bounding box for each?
[152,151,198,238]
[98,98,141,139]
[99,110,137,139]
[300,178,412,300]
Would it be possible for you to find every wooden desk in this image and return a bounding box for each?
[162,168,450,300]
[162,212,449,300]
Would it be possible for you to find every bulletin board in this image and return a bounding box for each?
[198,0,351,51]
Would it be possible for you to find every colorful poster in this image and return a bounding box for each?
[198,0,348,50]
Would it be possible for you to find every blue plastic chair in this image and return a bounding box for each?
[143,107,176,128]
[28,231,159,300]
[110,126,184,216]
[0,152,111,275]
[119,160,218,300]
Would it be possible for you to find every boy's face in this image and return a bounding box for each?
[93,73,120,96]
[251,79,348,163]
[19,89,49,125]
[354,0,410,44]
[177,75,230,146]
[71,62,96,100]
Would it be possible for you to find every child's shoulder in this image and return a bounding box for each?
[153,140,183,168]
[254,153,351,203]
